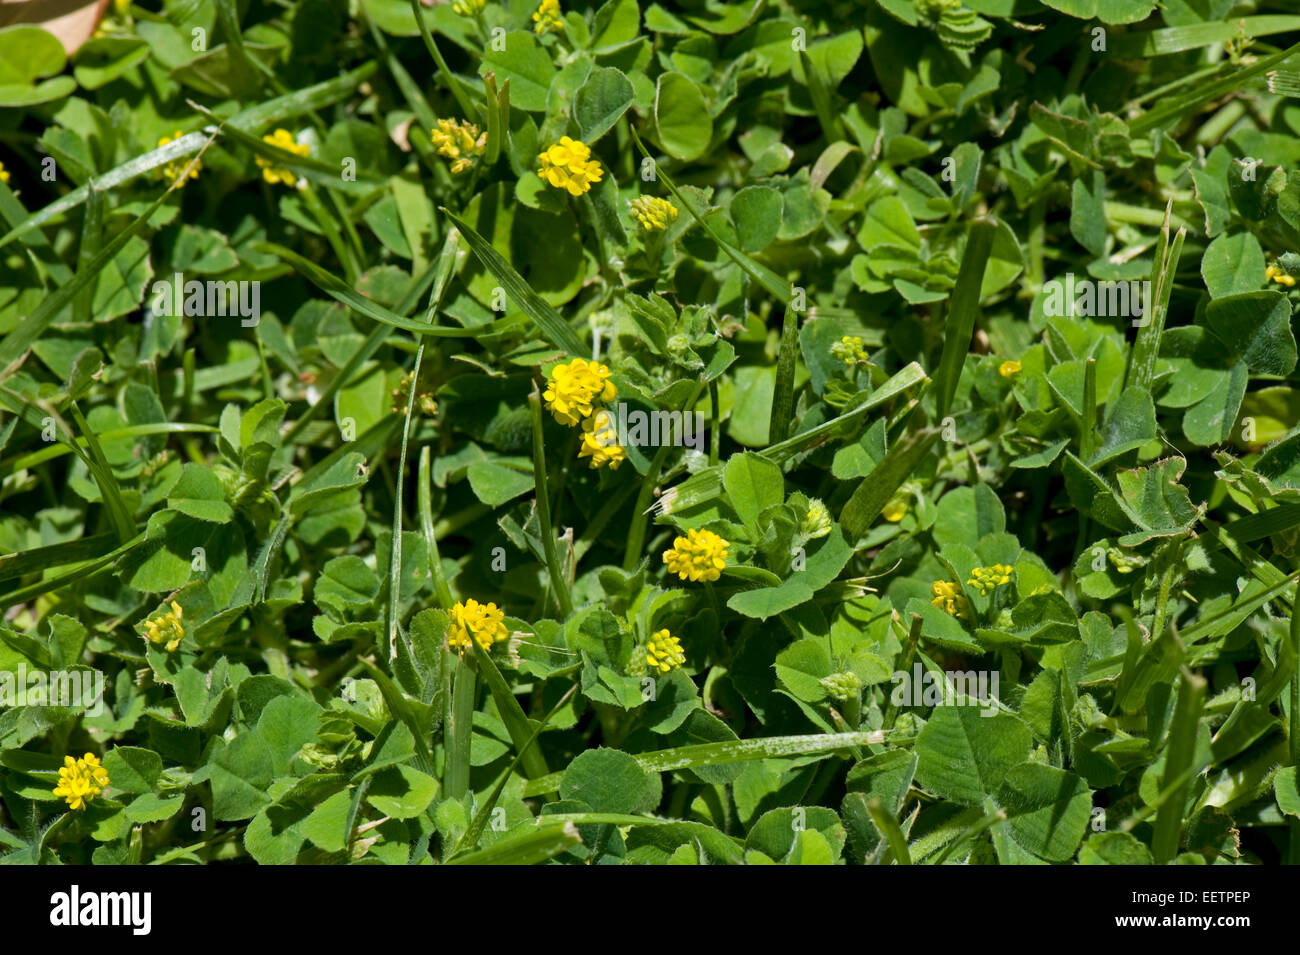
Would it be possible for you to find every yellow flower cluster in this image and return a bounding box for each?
[537,136,603,196]
[830,335,869,367]
[157,131,200,187]
[645,629,685,674]
[578,409,626,470]
[628,196,678,231]
[446,599,509,653]
[533,0,564,35]
[543,357,616,426]
[257,128,309,187]
[663,528,729,583]
[452,0,486,14]
[431,118,485,175]
[1266,263,1296,287]
[882,493,908,523]
[0,160,8,185]
[967,564,1013,595]
[931,580,971,621]
[801,498,832,539]
[543,358,624,469]
[143,601,184,652]
[998,359,1021,378]
[53,753,110,811]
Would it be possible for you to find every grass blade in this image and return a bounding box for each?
[1131,39,1300,134]
[1152,670,1207,864]
[0,65,377,251]
[386,231,460,661]
[768,306,799,445]
[934,218,995,421]
[840,427,939,542]
[866,797,912,865]
[529,385,575,618]
[444,653,477,799]
[418,447,455,611]
[254,241,513,338]
[0,154,207,380]
[444,821,580,865]
[629,126,790,304]
[522,730,886,796]
[441,209,585,354]
[1126,201,1184,392]
[409,0,479,121]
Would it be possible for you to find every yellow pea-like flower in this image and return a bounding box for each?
[663,528,729,583]
[52,753,110,811]
[256,128,309,187]
[446,599,508,653]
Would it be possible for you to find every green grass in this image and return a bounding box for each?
[1,0,1300,866]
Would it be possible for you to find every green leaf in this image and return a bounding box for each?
[367,765,439,819]
[0,26,67,86]
[1092,388,1157,467]
[1039,0,1156,25]
[728,185,783,253]
[573,66,634,143]
[560,748,661,814]
[722,452,783,535]
[103,747,163,795]
[1204,290,1298,377]
[727,526,853,620]
[654,72,713,162]
[466,460,534,507]
[995,762,1092,861]
[480,31,556,112]
[915,705,1033,806]
[167,464,235,523]
[1201,232,1265,298]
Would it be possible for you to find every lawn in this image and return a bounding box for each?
[1,0,1300,866]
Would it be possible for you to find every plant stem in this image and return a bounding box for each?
[444,652,477,799]
[622,382,704,571]
[708,379,720,467]
[530,386,574,619]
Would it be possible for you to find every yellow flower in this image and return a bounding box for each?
[882,493,908,523]
[431,118,485,175]
[628,196,678,231]
[156,131,200,186]
[1266,263,1296,287]
[256,128,309,187]
[801,498,832,539]
[967,564,1014,596]
[446,599,509,653]
[0,160,9,185]
[533,0,564,35]
[143,601,184,652]
[537,136,603,196]
[830,335,869,367]
[578,409,625,469]
[452,0,486,14]
[998,359,1021,378]
[542,357,616,426]
[931,580,972,621]
[663,528,729,583]
[645,629,685,674]
[53,753,110,811]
